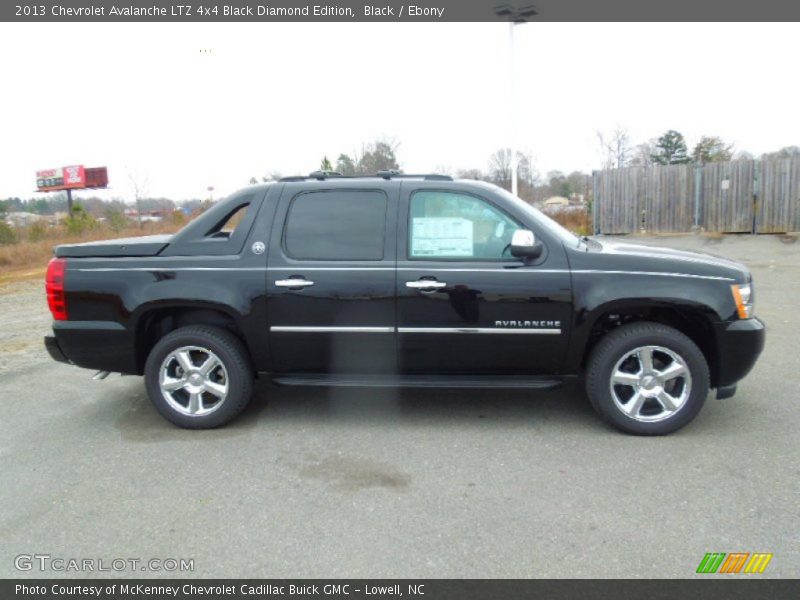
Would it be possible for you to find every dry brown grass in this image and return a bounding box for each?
[1,207,595,288]
[0,221,183,286]
[545,207,592,236]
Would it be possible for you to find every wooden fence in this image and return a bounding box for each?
[592,156,800,234]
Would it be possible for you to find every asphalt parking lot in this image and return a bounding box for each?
[0,234,798,578]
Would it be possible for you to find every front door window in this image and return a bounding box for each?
[409,191,521,261]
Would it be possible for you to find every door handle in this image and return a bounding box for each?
[275,278,315,289]
[406,279,447,291]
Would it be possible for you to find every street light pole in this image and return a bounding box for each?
[508,20,518,197]
[495,4,537,198]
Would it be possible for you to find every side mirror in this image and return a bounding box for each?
[510,229,543,259]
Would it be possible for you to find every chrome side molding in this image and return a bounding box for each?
[270,326,394,333]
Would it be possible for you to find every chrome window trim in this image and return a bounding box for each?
[75,267,267,272]
[73,266,735,281]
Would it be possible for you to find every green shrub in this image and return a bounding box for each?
[27,221,48,242]
[65,204,97,236]
[0,221,17,245]
[105,208,128,232]
[171,210,187,226]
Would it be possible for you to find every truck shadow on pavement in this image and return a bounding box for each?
[113,377,609,442]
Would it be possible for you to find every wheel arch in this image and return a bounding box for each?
[133,302,252,375]
[577,300,721,387]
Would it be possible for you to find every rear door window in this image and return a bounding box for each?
[284,190,388,261]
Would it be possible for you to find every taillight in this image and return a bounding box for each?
[46,258,68,320]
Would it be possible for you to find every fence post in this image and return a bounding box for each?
[693,163,703,230]
[591,170,598,234]
[752,159,760,234]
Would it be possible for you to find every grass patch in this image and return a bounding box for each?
[545,207,592,236]
[0,221,182,286]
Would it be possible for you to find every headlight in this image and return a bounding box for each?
[731,283,754,319]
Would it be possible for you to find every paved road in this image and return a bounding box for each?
[1,234,798,578]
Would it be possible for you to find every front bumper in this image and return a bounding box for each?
[713,317,766,388]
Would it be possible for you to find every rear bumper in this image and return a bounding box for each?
[714,317,766,388]
[47,321,139,374]
[44,334,70,364]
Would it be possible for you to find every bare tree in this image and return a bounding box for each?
[127,167,149,229]
[456,168,485,180]
[433,164,454,177]
[762,146,800,159]
[261,171,283,182]
[629,141,656,167]
[597,128,632,169]
[488,148,530,191]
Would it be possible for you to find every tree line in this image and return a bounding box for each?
[248,139,589,206]
[4,135,799,219]
[0,195,206,218]
[597,128,800,169]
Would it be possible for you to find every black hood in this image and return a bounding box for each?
[584,239,750,282]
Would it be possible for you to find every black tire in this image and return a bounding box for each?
[585,322,709,435]
[144,325,253,429]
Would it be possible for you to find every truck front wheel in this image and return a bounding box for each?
[144,325,254,429]
[585,322,710,435]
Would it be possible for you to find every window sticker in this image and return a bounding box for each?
[411,217,473,257]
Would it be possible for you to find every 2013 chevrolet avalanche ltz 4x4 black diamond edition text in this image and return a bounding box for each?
[43,172,765,434]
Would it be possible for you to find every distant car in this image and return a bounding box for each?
[44,171,765,434]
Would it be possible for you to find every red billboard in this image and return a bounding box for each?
[36,165,107,191]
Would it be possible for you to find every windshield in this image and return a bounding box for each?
[493,186,582,247]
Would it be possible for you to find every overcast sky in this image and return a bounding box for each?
[1,22,798,202]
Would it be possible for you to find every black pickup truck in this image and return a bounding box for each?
[44,172,765,434]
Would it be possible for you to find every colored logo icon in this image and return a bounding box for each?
[696,552,773,574]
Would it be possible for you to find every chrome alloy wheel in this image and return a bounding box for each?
[159,346,229,417]
[609,345,692,423]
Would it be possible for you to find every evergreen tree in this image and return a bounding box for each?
[320,156,333,172]
[651,130,692,165]
[357,140,399,174]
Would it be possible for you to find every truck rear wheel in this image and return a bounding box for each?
[144,325,253,429]
[585,322,709,435]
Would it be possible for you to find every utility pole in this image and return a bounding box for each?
[509,20,517,197]
[494,4,538,198]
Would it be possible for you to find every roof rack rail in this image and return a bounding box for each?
[309,170,343,179]
[280,170,343,182]
[375,170,453,181]
[279,171,453,182]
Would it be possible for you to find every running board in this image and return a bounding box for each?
[271,374,563,389]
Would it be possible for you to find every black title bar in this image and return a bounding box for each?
[4,579,800,600]
[4,0,800,22]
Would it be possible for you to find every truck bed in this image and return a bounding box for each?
[54,234,172,258]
